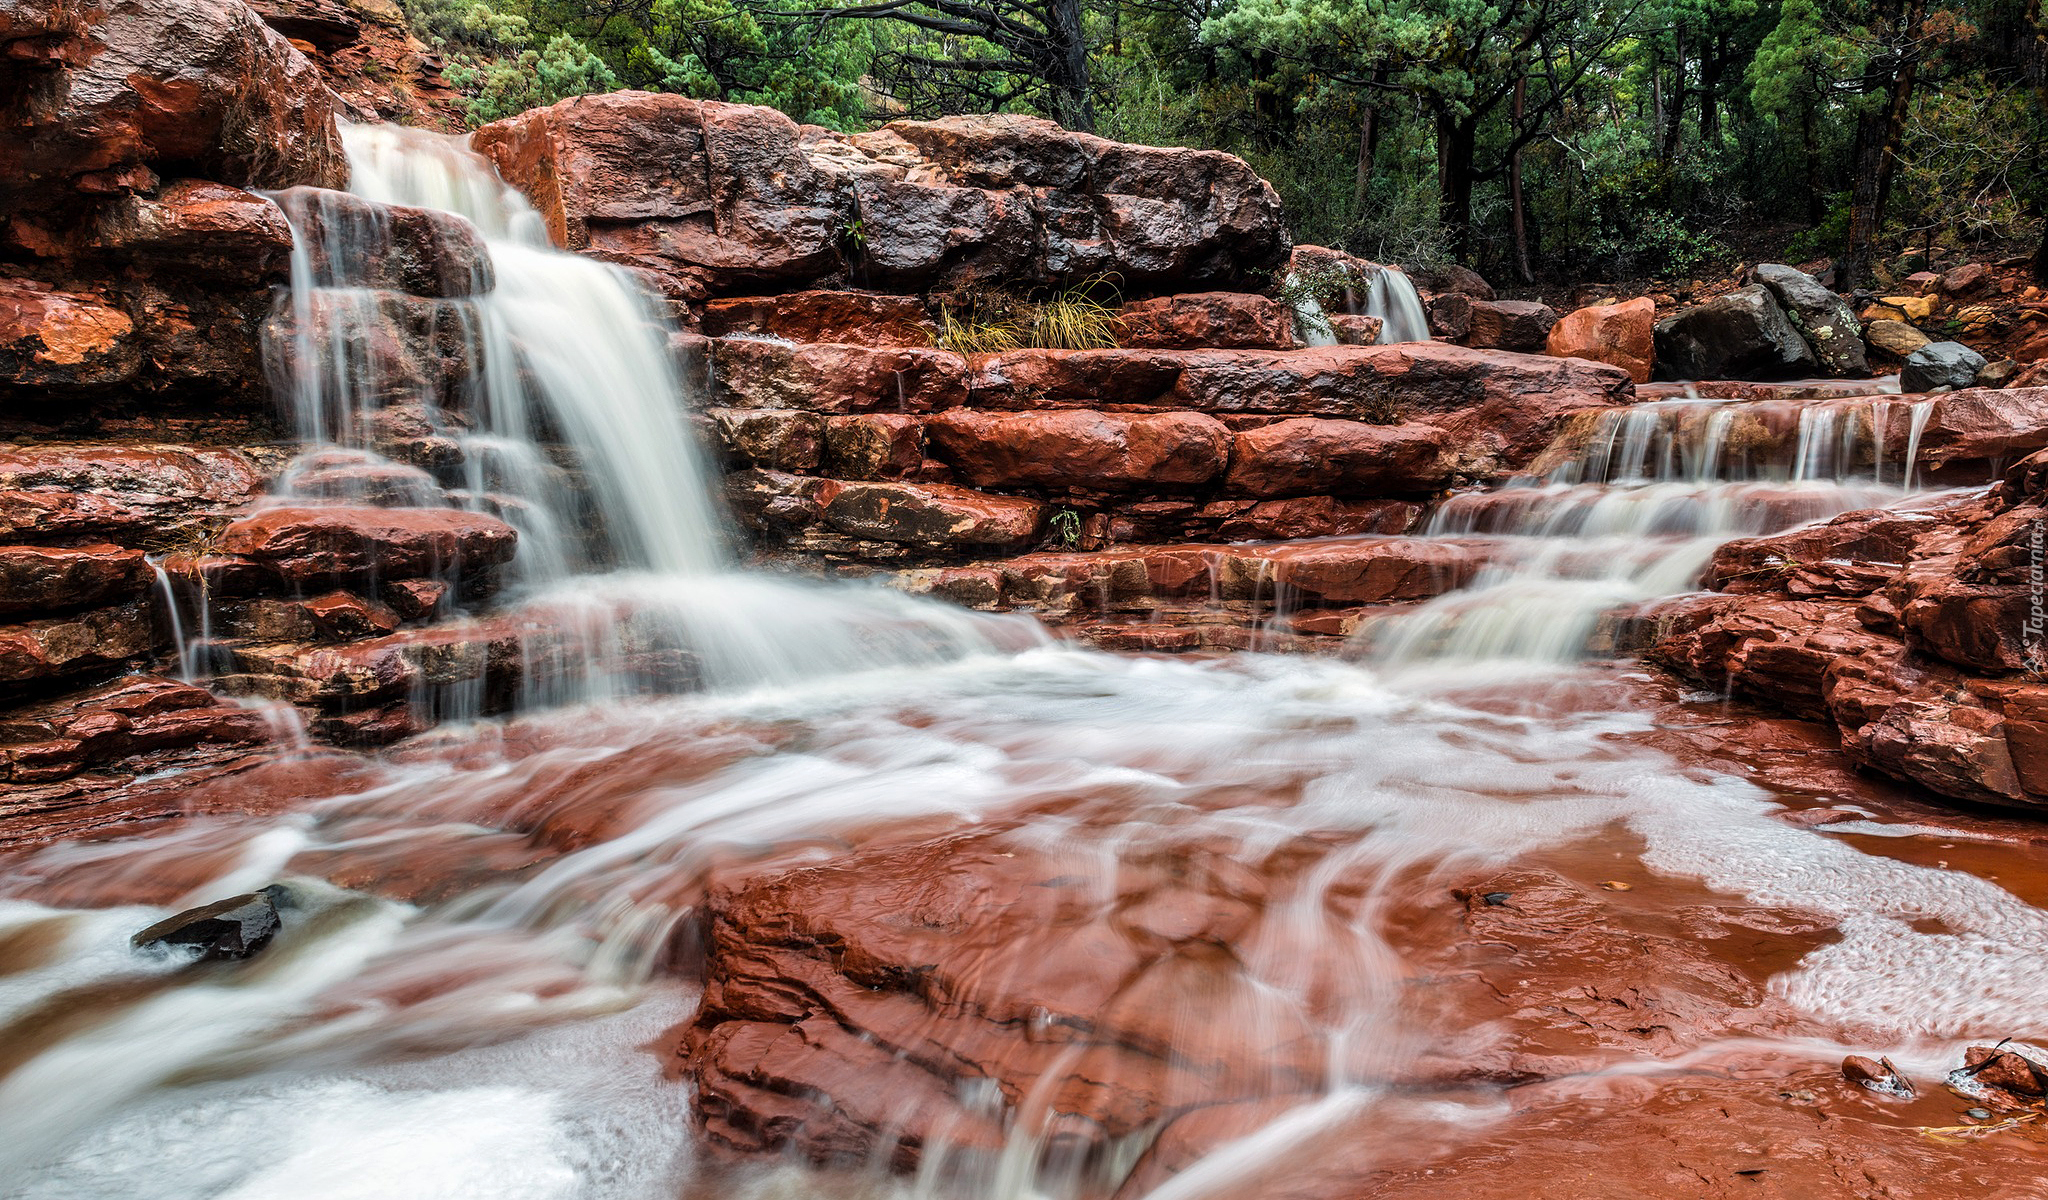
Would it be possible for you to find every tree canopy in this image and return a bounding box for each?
[409,0,2048,284]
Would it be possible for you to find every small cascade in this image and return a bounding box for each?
[171,122,1044,717]
[1364,267,1430,344]
[1363,392,1944,664]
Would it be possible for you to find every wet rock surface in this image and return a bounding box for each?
[131,886,284,960]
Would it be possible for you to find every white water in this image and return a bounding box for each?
[10,122,2044,1200]
[1363,268,1430,344]
[8,652,2048,1198]
[235,124,1044,711]
[1362,393,1944,664]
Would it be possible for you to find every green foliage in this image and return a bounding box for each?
[392,0,2046,285]
[443,33,620,124]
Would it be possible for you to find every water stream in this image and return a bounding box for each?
[5,128,2046,1199]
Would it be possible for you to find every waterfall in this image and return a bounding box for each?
[1363,393,1942,665]
[241,122,1043,707]
[1365,268,1430,344]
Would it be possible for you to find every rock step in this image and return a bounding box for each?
[887,537,1492,617]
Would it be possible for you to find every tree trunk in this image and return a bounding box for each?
[1048,0,1094,131]
[1841,0,1927,288]
[1510,76,1534,283]
[1661,26,1687,162]
[1437,110,1478,263]
[1699,33,1725,149]
[1353,71,1386,210]
[1802,101,1823,226]
[2034,215,2048,284]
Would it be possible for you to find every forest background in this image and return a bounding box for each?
[408,0,2048,288]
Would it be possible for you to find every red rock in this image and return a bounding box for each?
[0,445,264,547]
[711,339,968,414]
[1427,290,1473,340]
[0,0,345,213]
[1898,388,2048,477]
[683,835,1323,1168]
[1464,299,1558,352]
[1326,313,1383,345]
[926,409,1229,491]
[1962,1045,2046,1097]
[380,578,448,621]
[0,0,94,68]
[1704,508,1934,597]
[1257,538,1483,604]
[0,544,151,618]
[0,277,139,390]
[1938,262,1991,298]
[818,481,1042,547]
[475,97,1285,296]
[822,414,924,480]
[1412,262,1496,301]
[0,603,157,692]
[213,505,518,588]
[1546,297,1656,384]
[270,187,495,297]
[216,590,401,642]
[1223,418,1451,498]
[1213,497,1421,541]
[701,291,934,346]
[87,180,296,287]
[1117,293,1295,350]
[709,408,824,471]
[0,674,265,784]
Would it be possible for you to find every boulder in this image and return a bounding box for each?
[1463,300,1557,352]
[701,291,934,346]
[1116,293,1295,350]
[474,97,1287,296]
[1427,291,1473,341]
[1864,318,1930,358]
[269,188,495,297]
[1900,341,1986,393]
[1222,419,1452,498]
[0,0,346,212]
[1411,263,1495,301]
[87,180,297,287]
[926,410,1229,491]
[1326,313,1383,345]
[1545,297,1655,383]
[710,339,969,414]
[1749,263,1867,377]
[131,887,285,961]
[1937,263,1991,298]
[1654,285,1818,380]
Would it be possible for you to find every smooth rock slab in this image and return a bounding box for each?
[214,505,518,589]
[927,409,1229,491]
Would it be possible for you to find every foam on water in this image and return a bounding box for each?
[7,652,2048,1196]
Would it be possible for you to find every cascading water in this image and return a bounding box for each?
[1362,393,1943,664]
[10,125,2048,1200]
[1362,268,1430,344]
[1288,264,1429,346]
[243,124,1044,709]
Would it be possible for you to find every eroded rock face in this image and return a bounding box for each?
[212,506,519,592]
[1223,419,1451,498]
[473,96,1288,298]
[1117,292,1296,350]
[0,0,345,212]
